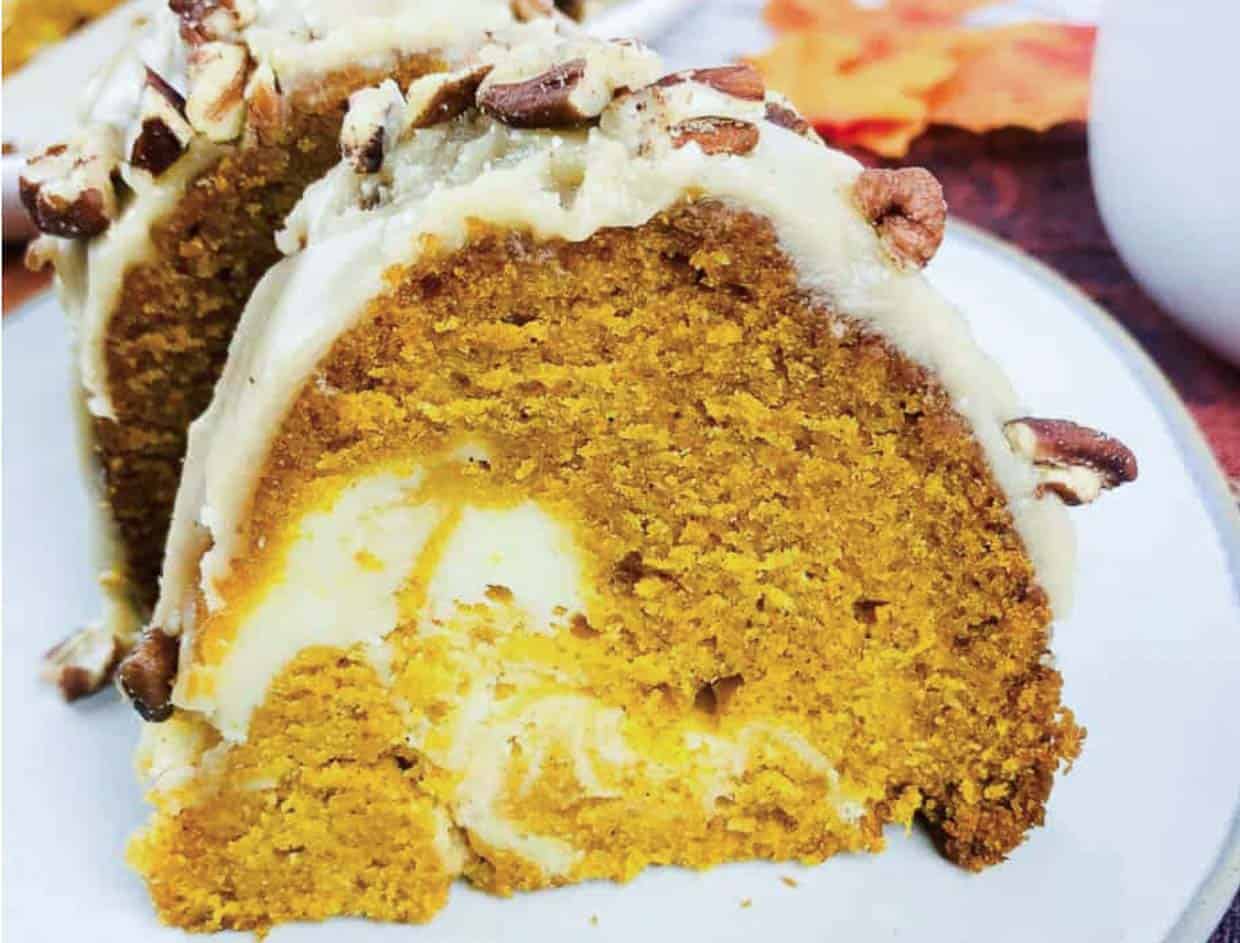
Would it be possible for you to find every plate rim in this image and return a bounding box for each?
[5,221,1238,940]
[947,220,1240,943]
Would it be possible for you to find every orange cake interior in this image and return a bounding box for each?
[97,54,443,613]
[129,204,1084,932]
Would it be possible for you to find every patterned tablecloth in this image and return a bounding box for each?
[1,56,1236,943]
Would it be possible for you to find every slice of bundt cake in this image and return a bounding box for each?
[119,26,1136,933]
[25,0,583,699]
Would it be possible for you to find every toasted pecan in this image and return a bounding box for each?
[41,626,123,701]
[1004,417,1138,505]
[670,116,760,156]
[656,64,765,101]
[478,59,594,128]
[117,628,180,722]
[854,167,946,268]
[131,68,194,176]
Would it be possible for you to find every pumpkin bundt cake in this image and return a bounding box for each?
[117,27,1137,933]
[24,0,583,699]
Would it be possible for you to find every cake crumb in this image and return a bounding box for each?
[740,898,753,909]
[589,914,599,927]
[780,876,799,888]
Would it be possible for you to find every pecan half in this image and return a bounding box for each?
[40,625,122,701]
[131,68,194,176]
[1004,417,1138,505]
[185,41,249,142]
[554,0,586,19]
[478,59,596,129]
[341,80,406,173]
[656,64,765,101]
[670,116,760,156]
[117,628,180,722]
[19,127,122,239]
[853,167,946,269]
[405,64,492,130]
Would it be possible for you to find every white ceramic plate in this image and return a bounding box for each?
[4,224,1239,942]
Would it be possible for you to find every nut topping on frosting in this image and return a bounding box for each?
[764,100,817,140]
[853,167,946,269]
[670,116,761,156]
[19,127,122,239]
[341,80,406,174]
[131,69,195,177]
[243,62,283,146]
[118,628,180,722]
[186,41,250,142]
[656,65,765,101]
[1004,417,1138,505]
[405,65,494,130]
[40,626,123,702]
[478,58,594,128]
[170,0,256,44]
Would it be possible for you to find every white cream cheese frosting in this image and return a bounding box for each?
[33,0,535,421]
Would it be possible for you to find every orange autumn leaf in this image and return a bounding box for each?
[927,23,1096,132]
[764,0,893,35]
[755,0,1098,155]
[887,0,996,27]
[747,31,956,156]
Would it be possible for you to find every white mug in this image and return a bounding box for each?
[1090,0,1240,366]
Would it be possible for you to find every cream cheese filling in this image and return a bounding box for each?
[170,462,866,878]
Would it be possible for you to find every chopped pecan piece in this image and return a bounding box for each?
[554,0,586,19]
[186,41,249,142]
[117,628,180,722]
[853,167,946,268]
[670,116,760,156]
[131,68,194,176]
[764,100,818,141]
[24,236,57,272]
[478,59,597,128]
[1004,417,1138,505]
[656,64,765,101]
[244,62,283,146]
[40,625,122,701]
[341,80,406,173]
[510,0,553,20]
[170,0,255,44]
[405,65,492,130]
[19,127,122,239]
